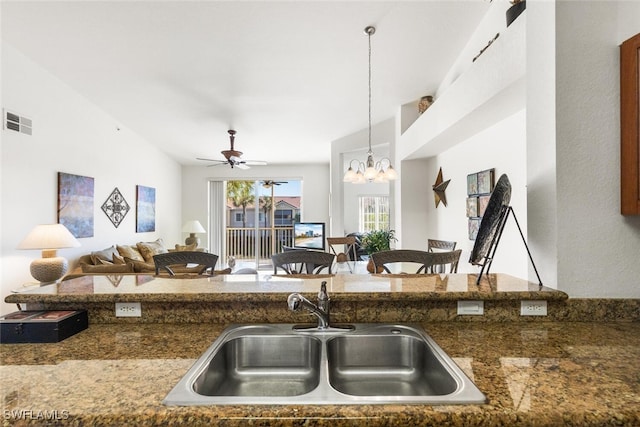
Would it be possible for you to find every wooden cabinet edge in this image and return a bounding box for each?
[620,33,640,215]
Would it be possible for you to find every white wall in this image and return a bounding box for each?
[401,110,528,277]
[553,1,640,298]
[0,43,182,315]
[526,0,557,288]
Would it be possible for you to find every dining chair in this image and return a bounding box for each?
[371,249,462,274]
[271,250,335,275]
[427,239,457,273]
[370,249,432,274]
[427,239,457,251]
[425,249,462,274]
[326,236,357,273]
[153,251,219,276]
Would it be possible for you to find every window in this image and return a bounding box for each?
[358,196,389,232]
[235,212,243,222]
[275,209,293,225]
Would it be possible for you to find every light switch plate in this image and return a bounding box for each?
[457,300,484,315]
[115,302,142,317]
[520,300,547,316]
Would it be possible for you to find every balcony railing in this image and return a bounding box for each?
[226,226,294,260]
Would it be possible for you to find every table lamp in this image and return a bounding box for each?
[18,223,81,284]
[182,220,206,247]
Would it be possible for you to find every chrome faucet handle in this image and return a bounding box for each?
[317,281,330,318]
[318,281,329,302]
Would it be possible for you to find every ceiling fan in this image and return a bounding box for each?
[197,129,267,169]
[261,180,288,188]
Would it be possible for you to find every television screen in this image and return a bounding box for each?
[293,222,325,251]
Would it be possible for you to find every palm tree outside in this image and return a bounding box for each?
[227,180,254,228]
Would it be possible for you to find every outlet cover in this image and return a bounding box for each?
[457,300,484,315]
[115,302,142,317]
[520,300,547,316]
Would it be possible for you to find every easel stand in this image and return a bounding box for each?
[475,206,543,287]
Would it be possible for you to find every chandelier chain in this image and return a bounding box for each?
[367,27,372,155]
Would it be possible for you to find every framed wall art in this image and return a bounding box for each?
[466,168,496,240]
[136,185,156,233]
[466,197,478,218]
[467,173,478,196]
[101,187,130,228]
[58,172,94,238]
[478,195,491,217]
[477,169,495,195]
[468,217,481,240]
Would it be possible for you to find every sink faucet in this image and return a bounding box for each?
[287,281,330,329]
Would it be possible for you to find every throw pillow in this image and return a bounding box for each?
[97,258,114,266]
[124,257,156,273]
[90,245,118,265]
[81,263,134,274]
[137,238,167,263]
[174,242,197,252]
[112,254,126,265]
[117,245,144,262]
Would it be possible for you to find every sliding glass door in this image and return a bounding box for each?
[215,179,301,270]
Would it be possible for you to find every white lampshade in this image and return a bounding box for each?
[18,224,80,284]
[18,224,80,250]
[182,220,206,234]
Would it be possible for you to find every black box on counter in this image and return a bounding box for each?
[0,310,88,343]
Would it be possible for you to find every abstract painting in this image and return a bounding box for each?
[101,188,130,228]
[136,185,156,233]
[58,172,94,238]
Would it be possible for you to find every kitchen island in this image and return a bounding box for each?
[2,273,639,425]
[1,321,639,426]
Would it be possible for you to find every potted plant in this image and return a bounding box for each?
[361,229,396,273]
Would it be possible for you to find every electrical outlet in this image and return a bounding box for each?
[457,300,484,315]
[520,300,547,316]
[115,302,142,317]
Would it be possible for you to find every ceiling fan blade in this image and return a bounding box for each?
[243,160,268,166]
[196,157,222,162]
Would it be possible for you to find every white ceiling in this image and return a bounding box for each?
[1,1,490,166]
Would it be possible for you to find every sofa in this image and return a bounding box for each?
[66,238,230,279]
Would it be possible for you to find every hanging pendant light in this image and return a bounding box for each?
[343,26,397,184]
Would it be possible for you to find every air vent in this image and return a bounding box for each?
[4,109,32,135]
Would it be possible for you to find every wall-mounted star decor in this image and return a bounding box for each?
[433,167,451,208]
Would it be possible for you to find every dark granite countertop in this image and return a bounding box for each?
[1,321,639,426]
[7,273,567,304]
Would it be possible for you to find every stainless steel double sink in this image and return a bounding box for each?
[163,323,486,405]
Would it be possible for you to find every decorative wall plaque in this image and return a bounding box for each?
[101,187,130,228]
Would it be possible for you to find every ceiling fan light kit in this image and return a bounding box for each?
[197,129,267,169]
[343,26,398,185]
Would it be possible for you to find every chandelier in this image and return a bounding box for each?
[343,26,398,184]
